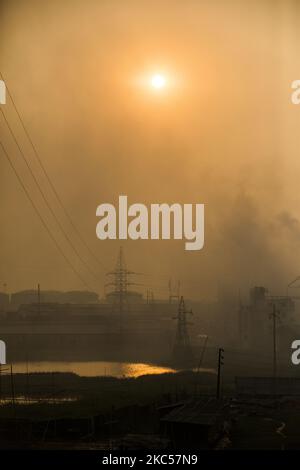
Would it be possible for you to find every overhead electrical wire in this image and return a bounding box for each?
[0,105,98,280]
[0,71,108,272]
[0,140,91,289]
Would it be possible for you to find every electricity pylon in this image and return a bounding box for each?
[172,296,194,365]
[105,247,141,323]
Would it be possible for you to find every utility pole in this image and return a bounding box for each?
[0,364,10,405]
[10,365,16,420]
[270,304,279,378]
[37,283,41,315]
[196,335,209,373]
[194,335,208,398]
[146,289,154,306]
[216,348,224,399]
[10,365,17,439]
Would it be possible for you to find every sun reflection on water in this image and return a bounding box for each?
[10,361,176,378]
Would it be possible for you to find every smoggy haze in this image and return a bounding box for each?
[1,0,300,300]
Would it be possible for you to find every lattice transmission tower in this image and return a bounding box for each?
[105,247,141,319]
[172,296,194,365]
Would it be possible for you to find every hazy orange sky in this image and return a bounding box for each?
[1,0,300,300]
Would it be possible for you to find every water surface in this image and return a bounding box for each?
[9,361,177,378]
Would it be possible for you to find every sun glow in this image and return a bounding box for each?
[150,73,167,89]
[133,69,178,98]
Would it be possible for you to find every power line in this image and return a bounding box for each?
[0,106,98,279]
[0,71,107,272]
[0,140,91,290]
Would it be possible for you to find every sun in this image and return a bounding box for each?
[150,73,167,89]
